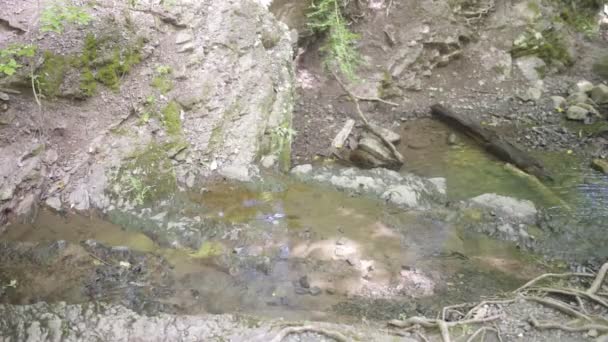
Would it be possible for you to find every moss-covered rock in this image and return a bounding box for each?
[161,101,182,137]
[111,143,178,205]
[37,52,70,97]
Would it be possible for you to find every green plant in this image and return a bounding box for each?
[511,28,572,67]
[307,0,361,79]
[40,1,92,33]
[126,175,151,206]
[270,124,297,154]
[151,66,173,94]
[0,44,36,76]
[162,101,182,136]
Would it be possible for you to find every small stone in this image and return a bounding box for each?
[261,155,277,169]
[175,31,193,45]
[550,96,566,110]
[0,92,9,101]
[294,287,309,295]
[571,80,594,94]
[447,133,458,145]
[45,196,62,211]
[566,105,590,121]
[369,124,401,144]
[592,159,608,174]
[178,43,194,53]
[299,276,310,289]
[588,329,599,338]
[309,286,322,296]
[567,92,590,105]
[0,184,15,201]
[591,84,608,104]
[291,164,312,175]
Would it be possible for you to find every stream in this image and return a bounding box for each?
[1,118,606,323]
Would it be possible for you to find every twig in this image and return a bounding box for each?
[466,327,500,342]
[515,272,595,293]
[88,253,112,266]
[269,325,349,342]
[588,262,608,295]
[529,315,608,333]
[332,71,404,163]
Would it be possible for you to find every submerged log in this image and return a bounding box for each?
[431,104,552,181]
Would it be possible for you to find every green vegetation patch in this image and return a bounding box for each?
[112,143,178,205]
[511,28,573,67]
[37,52,71,97]
[40,0,92,33]
[150,65,173,94]
[307,0,361,79]
[553,0,601,35]
[0,44,36,77]
[162,101,182,136]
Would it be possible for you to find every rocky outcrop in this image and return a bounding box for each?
[0,301,401,342]
[291,165,446,210]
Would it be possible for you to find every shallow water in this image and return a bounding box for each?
[0,177,550,322]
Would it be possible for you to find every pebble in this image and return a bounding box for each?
[309,286,321,296]
[299,275,310,289]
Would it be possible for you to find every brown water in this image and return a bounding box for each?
[0,176,552,322]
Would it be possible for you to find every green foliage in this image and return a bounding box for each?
[126,175,152,206]
[270,124,297,154]
[37,52,69,97]
[307,0,361,79]
[0,44,36,77]
[151,65,173,94]
[554,0,601,35]
[40,1,92,33]
[511,29,572,67]
[162,101,182,136]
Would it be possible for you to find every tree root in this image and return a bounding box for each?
[269,325,350,342]
[589,262,608,295]
[521,295,592,321]
[514,272,595,293]
[388,315,502,342]
[529,315,608,333]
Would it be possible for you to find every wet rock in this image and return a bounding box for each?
[590,84,608,104]
[292,165,446,210]
[566,105,590,121]
[354,133,403,169]
[369,124,401,144]
[550,96,566,110]
[261,155,277,169]
[469,193,537,224]
[219,165,251,182]
[68,184,90,211]
[45,196,62,211]
[592,159,608,174]
[290,164,312,175]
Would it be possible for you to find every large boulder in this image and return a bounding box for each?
[468,193,537,224]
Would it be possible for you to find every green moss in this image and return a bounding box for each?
[511,28,572,67]
[37,51,69,97]
[162,101,182,136]
[151,75,173,94]
[187,241,224,258]
[113,143,178,204]
[79,69,97,96]
[553,0,600,35]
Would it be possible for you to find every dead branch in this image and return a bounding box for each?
[332,71,404,163]
[269,325,349,342]
[588,262,608,295]
[515,272,595,293]
[529,315,608,333]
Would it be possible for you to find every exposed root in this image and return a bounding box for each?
[588,262,608,295]
[529,316,608,333]
[521,295,592,321]
[532,287,608,309]
[388,315,501,342]
[269,325,350,342]
[466,327,501,342]
[514,272,594,293]
[464,299,516,320]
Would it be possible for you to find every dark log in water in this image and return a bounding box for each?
[431,104,553,181]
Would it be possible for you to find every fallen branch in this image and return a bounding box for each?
[588,262,608,295]
[529,315,608,333]
[332,71,404,164]
[515,272,595,293]
[269,325,349,342]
